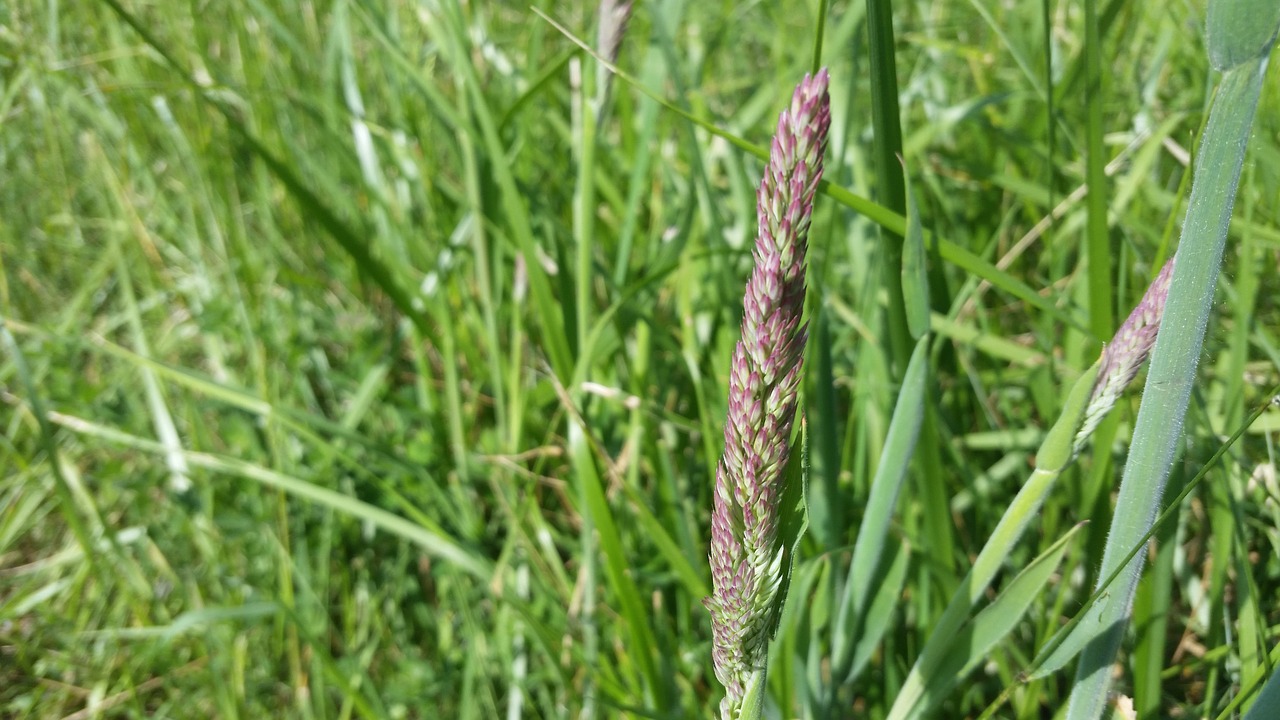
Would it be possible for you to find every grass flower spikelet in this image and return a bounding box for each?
[1073,255,1177,454]
[705,69,831,719]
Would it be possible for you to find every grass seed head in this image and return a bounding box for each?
[705,68,830,718]
[1073,255,1177,455]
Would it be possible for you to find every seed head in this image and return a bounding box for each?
[705,69,830,718]
[1074,256,1177,454]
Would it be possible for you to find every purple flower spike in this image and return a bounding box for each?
[1074,255,1177,454]
[705,69,831,719]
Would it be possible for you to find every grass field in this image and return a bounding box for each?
[2,0,1280,718]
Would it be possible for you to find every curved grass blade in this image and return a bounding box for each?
[43,411,494,581]
[886,361,1100,720]
[904,523,1086,720]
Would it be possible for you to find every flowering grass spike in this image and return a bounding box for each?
[1073,255,1177,455]
[705,69,831,720]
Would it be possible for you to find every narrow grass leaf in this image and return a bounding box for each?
[339,364,390,432]
[901,169,929,340]
[865,0,910,372]
[564,401,665,707]
[833,336,927,681]
[0,321,96,558]
[808,312,842,551]
[844,537,910,683]
[621,481,710,599]
[1082,0,1112,341]
[44,412,493,580]
[905,524,1086,720]
[888,361,1099,720]
[82,603,281,641]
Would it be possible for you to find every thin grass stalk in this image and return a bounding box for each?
[864,0,909,372]
[864,0,954,602]
[1083,0,1112,340]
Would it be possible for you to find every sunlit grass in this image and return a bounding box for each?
[2,1,1279,718]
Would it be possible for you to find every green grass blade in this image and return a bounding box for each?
[1206,0,1280,70]
[1064,43,1272,720]
[1083,0,1112,340]
[906,523,1086,720]
[808,311,842,551]
[563,393,665,708]
[862,6,954,615]
[104,0,438,351]
[901,169,929,341]
[1213,627,1280,720]
[865,0,910,375]
[833,336,927,681]
[1243,666,1280,720]
[0,320,96,559]
[887,361,1099,720]
[843,537,910,683]
[1129,470,1180,718]
[45,411,493,581]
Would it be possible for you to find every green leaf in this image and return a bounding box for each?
[1063,52,1271,720]
[845,537,910,682]
[1244,666,1280,720]
[888,362,1099,720]
[769,417,811,639]
[45,413,494,580]
[737,667,769,720]
[568,417,664,706]
[833,336,928,681]
[1206,0,1280,71]
[901,168,930,340]
[905,524,1085,720]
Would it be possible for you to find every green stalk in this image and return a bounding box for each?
[1062,8,1277,715]
[1083,0,1112,340]
[864,0,953,604]
[574,60,598,356]
[864,0,909,374]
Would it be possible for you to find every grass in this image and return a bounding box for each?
[2,0,1279,718]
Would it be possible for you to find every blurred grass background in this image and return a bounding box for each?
[1,0,1278,718]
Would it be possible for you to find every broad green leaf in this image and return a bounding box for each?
[1063,46,1271,720]
[1243,668,1280,720]
[1206,0,1280,71]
